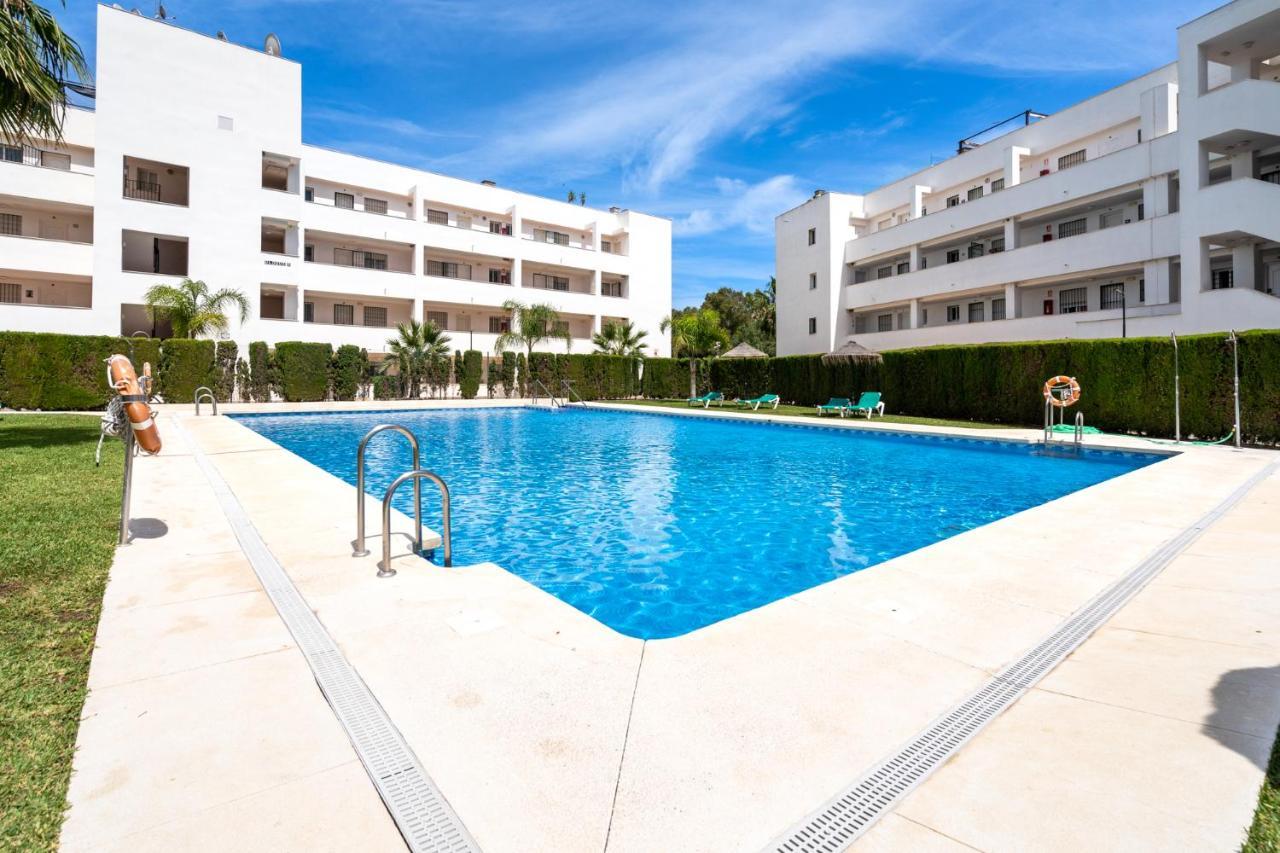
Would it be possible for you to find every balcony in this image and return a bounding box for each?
[121,229,188,277]
[122,156,189,206]
[1196,177,1280,245]
[0,272,92,313]
[523,261,594,296]
[845,216,1179,308]
[1,152,93,206]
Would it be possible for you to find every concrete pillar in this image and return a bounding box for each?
[908,244,921,272]
[509,204,522,240]
[911,185,929,219]
[284,286,300,322]
[1004,283,1019,318]
[1003,145,1030,188]
[1143,174,1171,218]
[1195,238,1212,293]
[412,297,424,325]
[512,257,523,290]
[1229,149,1257,181]
[592,268,602,296]
[1229,55,1258,83]
[1003,218,1019,251]
[908,298,922,329]
[1139,83,1178,140]
[591,222,602,252]
[1144,259,1171,304]
[1232,243,1262,292]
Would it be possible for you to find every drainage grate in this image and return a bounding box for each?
[769,458,1279,853]
[177,422,479,853]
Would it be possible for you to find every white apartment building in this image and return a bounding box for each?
[0,5,672,359]
[776,0,1280,356]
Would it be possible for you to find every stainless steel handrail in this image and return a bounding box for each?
[531,378,562,408]
[194,386,217,416]
[353,425,422,558]
[1075,411,1085,446]
[379,469,451,577]
[560,379,588,407]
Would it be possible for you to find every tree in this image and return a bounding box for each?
[383,319,451,398]
[660,308,730,397]
[700,278,776,356]
[143,279,249,339]
[0,0,88,144]
[495,300,572,360]
[592,320,648,357]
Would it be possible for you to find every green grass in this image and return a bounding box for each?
[616,398,1013,430]
[1244,727,1280,851]
[0,415,122,852]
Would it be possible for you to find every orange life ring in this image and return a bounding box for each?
[106,354,162,454]
[1043,375,1081,408]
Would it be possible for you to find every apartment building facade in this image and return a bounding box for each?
[776,0,1280,356]
[0,6,672,359]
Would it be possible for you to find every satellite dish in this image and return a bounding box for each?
[264,33,281,56]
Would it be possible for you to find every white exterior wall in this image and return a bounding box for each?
[0,6,671,360]
[776,0,1280,355]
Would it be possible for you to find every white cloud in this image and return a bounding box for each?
[673,175,808,237]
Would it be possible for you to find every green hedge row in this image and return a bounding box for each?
[459,350,483,399]
[527,352,640,399]
[642,331,1280,443]
[273,342,333,402]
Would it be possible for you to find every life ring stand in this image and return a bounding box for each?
[106,354,162,454]
[1043,375,1081,408]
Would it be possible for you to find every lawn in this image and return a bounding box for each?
[0,415,122,852]
[615,398,1014,430]
[1245,731,1280,851]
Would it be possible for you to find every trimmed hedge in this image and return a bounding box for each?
[525,352,639,399]
[273,342,333,402]
[330,345,368,401]
[214,341,237,402]
[158,338,216,404]
[248,341,272,402]
[459,350,483,399]
[644,331,1280,443]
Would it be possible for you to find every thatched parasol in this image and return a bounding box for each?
[720,342,769,359]
[821,339,883,364]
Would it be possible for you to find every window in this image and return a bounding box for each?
[303,301,314,322]
[991,297,1006,320]
[1211,269,1234,290]
[335,248,388,270]
[0,213,20,236]
[946,305,960,323]
[921,308,928,325]
[853,269,867,284]
[488,316,510,334]
[533,273,570,291]
[333,303,354,325]
[540,229,570,246]
[303,244,314,262]
[427,260,471,279]
[0,282,20,304]
[364,197,388,215]
[1058,218,1087,239]
[1139,278,1146,303]
[333,192,354,210]
[967,186,983,202]
[456,315,472,332]
[1,145,22,163]
[490,221,511,235]
[967,243,984,259]
[968,302,984,323]
[893,262,908,276]
[304,186,314,202]
[363,306,388,327]
[602,279,624,297]
[946,249,960,264]
[1099,282,1125,310]
[809,272,817,290]
[1137,203,1144,221]
[426,310,449,328]
[40,151,70,170]
[946,195,960,208]
[552,320,570,335]
[1058,149,1086,170]
[853,315,867,334]
[876,266,892,279]
[601,239,612,252]
[1059,286,1087,313]
[1263,170,1280,185]
[990,237,1005,254]
[877,314,893,332]
[807,317,817,335]
[920,257,927,269]
[807,227,816,245]
[1099,210,1123,230]
[426,208,449,225]
[990,178,1005,193]
[488,268,510,284]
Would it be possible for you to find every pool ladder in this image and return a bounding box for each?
[352,424,452,577]
[1042,399,1085,448]
[194,386,217,416]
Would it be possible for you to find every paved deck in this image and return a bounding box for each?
[60,400,1280,852]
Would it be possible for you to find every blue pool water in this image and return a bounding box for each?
[235,408,1161,639]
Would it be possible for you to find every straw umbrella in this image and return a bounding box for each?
[720,342,768,359]
[821,339,883,364]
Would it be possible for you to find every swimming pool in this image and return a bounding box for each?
[235,407,1162,639]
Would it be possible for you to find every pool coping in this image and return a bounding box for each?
[63,399,1280,853]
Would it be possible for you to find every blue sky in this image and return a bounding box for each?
[59,0,1212,307]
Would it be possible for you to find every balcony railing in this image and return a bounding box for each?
[123,178,162,202]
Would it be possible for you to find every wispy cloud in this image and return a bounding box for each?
[673,175,808,237]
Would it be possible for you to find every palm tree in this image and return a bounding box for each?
[143,279,249,338]
[495,300,572,359]
[592,320,648,357]
[660,308,730,397]
[1,1,89,144]
[383,319,451,398]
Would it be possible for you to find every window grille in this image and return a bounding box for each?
[1058,149,1086,170]
[333,303,354,325]
[1059,286,1088,313]
[0,213,20,236]
[334,192,354,210]
[364,198,387,215]
[991,297,1006,320]
[363,306,388,327]
[1057,218,1087,239]
[1099,283,1125,310]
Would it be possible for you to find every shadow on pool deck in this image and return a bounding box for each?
[1207,665,1280,772]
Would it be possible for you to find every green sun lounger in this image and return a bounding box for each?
[687,391,725,408]
[843,391,885,419]
[735,393,780,411]
[817,397,850,416]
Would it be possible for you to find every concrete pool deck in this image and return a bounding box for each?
[59,400,1280,852]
